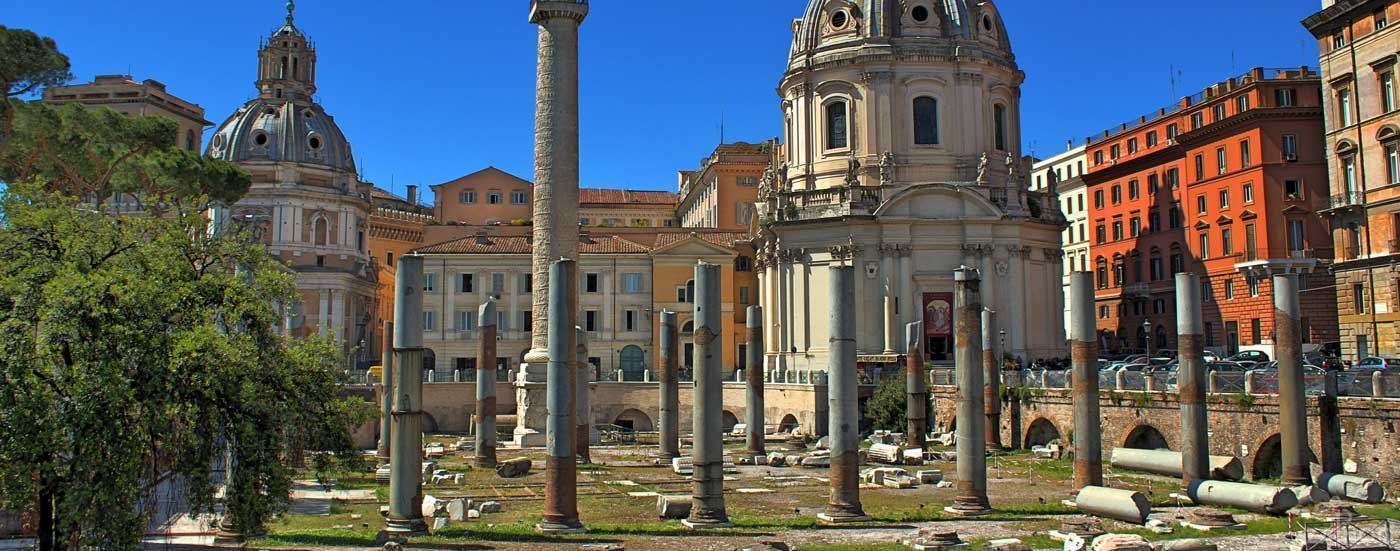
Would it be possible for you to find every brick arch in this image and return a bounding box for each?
[1024,416,1061,448]
[1119,421,1171,450]
[778,413,800,433]
[421,412,440,434]
[721,410,739,432]
[613,408,653,432]
[1248,432,1318,481]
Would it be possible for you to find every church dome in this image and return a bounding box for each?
[207,99,356,174]
[205,0,355,174]
[789,0,1012,63]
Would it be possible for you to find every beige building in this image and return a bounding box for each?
[1032,145,1088,339]
[43,74,212,153]
[756,0,1066,371]
[431,167,534,225]
[1305,0,1400,359]
[206,5,380,357]
[412,229,757,383]
[677,141,773,230]
[579,188,679,228]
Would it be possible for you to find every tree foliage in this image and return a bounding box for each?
[862,373,933,434]
[0,25,71,147]
[0,97,369,548]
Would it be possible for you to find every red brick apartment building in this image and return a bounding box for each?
[1083,67,1339,357]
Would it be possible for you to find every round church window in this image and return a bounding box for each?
[252,131,269,146]
[831,10,848,30]
[983,16,993,31]
[308,135,322,150]
[912,5,929,22]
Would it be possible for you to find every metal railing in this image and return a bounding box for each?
[925,368,1400,398]
[1329,192,1364,209]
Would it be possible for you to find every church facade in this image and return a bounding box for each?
[755,0,1067,373]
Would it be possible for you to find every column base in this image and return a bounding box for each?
[943,503,993,517]
[817,511,872,524]
[535,520,587,535]
[382,517,429,535]
[512,427,546,448]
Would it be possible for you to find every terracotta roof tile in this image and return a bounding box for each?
[579,188,679,206]
[652,231,751,250]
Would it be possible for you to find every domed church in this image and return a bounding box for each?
[754,0,1066,373]
[207,2,379,352]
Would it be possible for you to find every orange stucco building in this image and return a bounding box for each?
[1084,67,1338,357]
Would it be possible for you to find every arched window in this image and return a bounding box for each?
[620,346,645,382]
[826,100,848,150]
[313,217,329,246]
[185,129,196,151]
[993,104,1008,151]
[914,96,939,145]
[1095,257,1108,289]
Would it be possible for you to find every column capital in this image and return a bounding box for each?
[529,0,588,24]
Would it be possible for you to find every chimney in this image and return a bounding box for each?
[474,229,490,245]
[406,184,418,205]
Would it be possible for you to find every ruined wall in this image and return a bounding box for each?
[932,387,1400,484]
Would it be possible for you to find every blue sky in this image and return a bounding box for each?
[8,1,1322,202]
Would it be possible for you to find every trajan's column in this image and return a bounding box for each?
[517,0,588,447]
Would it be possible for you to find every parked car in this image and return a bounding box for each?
[1353,357,1400,370]
[1228,350,1270,363]
[1206,361,1250,372]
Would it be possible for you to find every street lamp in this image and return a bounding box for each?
[1142,320,1152,357]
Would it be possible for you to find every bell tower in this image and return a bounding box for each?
[256,0,317,101]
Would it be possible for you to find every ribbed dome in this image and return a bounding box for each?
[789,0,1012,61]
[207,99,355,173]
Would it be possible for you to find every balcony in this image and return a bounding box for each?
[767,185,885,223]
[1326,192,1364,210]
[1235,248,1322,275]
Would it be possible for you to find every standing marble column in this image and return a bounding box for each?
[377,320,393,465]
[575,326,591,464]
[1069,272,1103,490]
[385,256,427,534]
[538,259,584,534]
[906,321,928,451]
[658,310,680,459]
[745,306,766,459]
[947,267,991,515]
[1176,273,1207,489]
[1274,274,1310,487]
[519,0,587,448]
[685,262,731,529]
[982,309,1002,450]
[821,265,872,523]
[476,301,498,469]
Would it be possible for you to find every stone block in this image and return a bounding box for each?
[495,457,531,478]
[918,470,944,484]
[478,500,501,513]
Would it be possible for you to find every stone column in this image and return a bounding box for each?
[377,320,393,465]
[745,306,766,459]
[882,250,897,354]
[538,259,584,534]
[982,309,1002,450]
[906,321,928,451]
[899,247,915,353]
[1318,371,1343,475]
[575,326,592,464]
[947,267,991,515]
[318,289,329,336]
[385,256,427,535]
[476,301,498,469]
[685,262,731,528]
[658,310,680,459]
[519,0,587,448]
[1176,273,1207,489]
[1274,274,1310,487]
[1069,272,1102,490]
[820,265,871,524]
[776,254,790,366]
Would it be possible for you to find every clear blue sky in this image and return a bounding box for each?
[8,1,1321,202]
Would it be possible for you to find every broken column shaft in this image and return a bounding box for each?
[948,266,991,515]
[820,265,871,524]
[538,258,584,534]
[1274,274,1310,487]
[745,306,766,458]
[476,301,498,469]
[1176,273,1208,489]
[1070,272,1103,490]
[906,321,928,451]
[658,310,680,459]
[684,262,731,528]
[377,320,393,464]
[576,326,591,464]
[385,255,427,534]
[1318,371,1343,475]
[982,309,1002,450]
